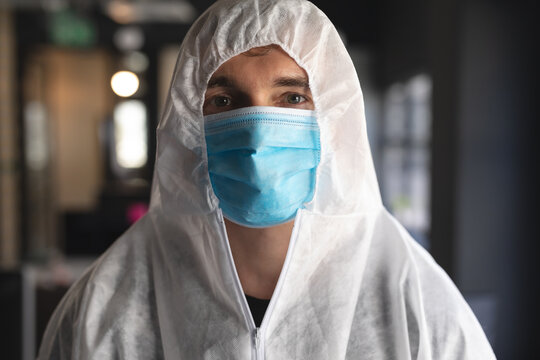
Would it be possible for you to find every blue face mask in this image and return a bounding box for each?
[204,106,320,228]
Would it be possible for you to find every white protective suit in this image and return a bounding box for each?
[38,0,496,359]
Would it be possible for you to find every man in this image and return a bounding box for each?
[39,0,495,358]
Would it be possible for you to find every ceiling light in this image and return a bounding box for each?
[111,70,139,97]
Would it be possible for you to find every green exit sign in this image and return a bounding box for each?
[49,9,96,47]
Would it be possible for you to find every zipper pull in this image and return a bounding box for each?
[217,209,224,223]
[254,327,261,349]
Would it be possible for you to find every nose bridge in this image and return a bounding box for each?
[236,73,272,108]
[249,93,270,107]
[244,85,271,107]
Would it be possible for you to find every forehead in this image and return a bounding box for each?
[209,46,309,83]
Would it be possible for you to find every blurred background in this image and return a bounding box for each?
[0,0,537,358]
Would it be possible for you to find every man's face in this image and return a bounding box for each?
[203,46,314,115]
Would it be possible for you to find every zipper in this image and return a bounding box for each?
[217,209,260,358]
[254,327,261,358]
[217,208,302,360]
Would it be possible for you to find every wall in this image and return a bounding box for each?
[455,1,538,356]
[380,0,539,354]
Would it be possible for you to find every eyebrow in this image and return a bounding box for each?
[207,76,236,88]
[272,76,310,89]
[207,75,310,89]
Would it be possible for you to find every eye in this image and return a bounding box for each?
[286,93,305,104]
[212,96,232,107]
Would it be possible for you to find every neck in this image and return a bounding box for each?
[225,218,294,299]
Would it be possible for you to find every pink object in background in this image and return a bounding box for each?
[126,202,149,224]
